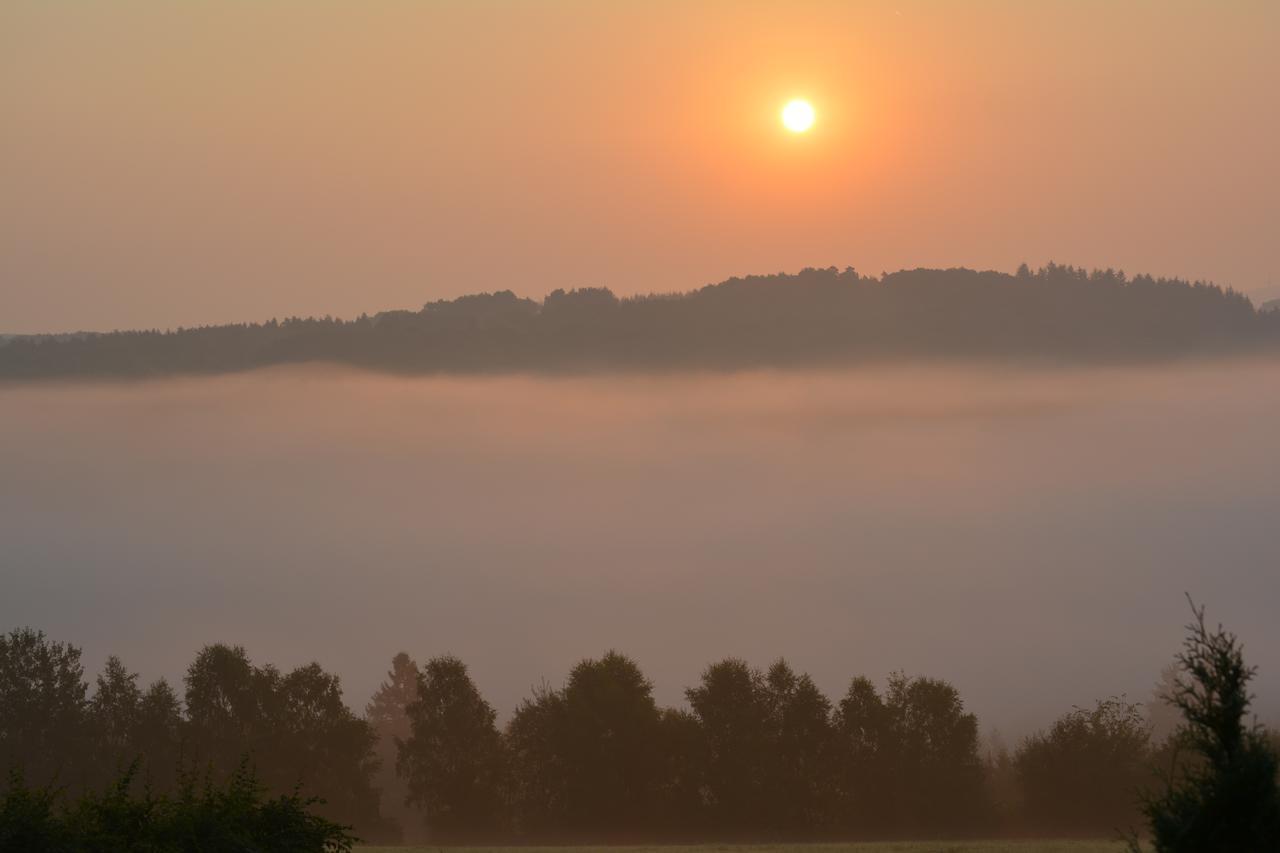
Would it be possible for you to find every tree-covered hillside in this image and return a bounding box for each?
[2,265,1275,379]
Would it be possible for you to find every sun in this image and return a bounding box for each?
[781,99,815,133]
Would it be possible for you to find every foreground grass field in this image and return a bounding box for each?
[358,843,1128,853]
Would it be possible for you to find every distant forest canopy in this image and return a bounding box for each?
[3,264,1278,379]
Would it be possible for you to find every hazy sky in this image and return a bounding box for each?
[3,364,1278,737]
[2,1,1278,333]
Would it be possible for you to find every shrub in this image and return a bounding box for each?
[0,760,354,853]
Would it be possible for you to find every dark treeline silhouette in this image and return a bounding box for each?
[10,627,1256,844]
[3,264,1278,380]
[0,630,388,840]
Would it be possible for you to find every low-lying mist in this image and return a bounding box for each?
[2,361,1278,737]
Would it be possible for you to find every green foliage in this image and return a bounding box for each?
[0,761,353,853]
[0,769,70,852]
[1131,598,1280,851]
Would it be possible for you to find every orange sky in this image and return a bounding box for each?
[2,1,1277,332]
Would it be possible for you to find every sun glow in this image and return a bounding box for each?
[781,99,815,133]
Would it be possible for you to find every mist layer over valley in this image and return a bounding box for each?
[3,362,1278,737]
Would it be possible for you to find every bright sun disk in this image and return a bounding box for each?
[781,99,815,133]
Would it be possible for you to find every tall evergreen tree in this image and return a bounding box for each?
[133,678,184,789]
[88,655,143,786]
[365,652,420,841]
[1132,599,1280,851]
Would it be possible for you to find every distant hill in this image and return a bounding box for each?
[1261,298,1280,314]
[2,264,1277,380]
[0,332,97,347]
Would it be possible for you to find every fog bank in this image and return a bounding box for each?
[2,362,1277,737]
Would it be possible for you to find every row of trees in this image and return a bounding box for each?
[377,652,1159,843]
[3,625,1275,844]
[3,264,1277,379]
[0,631,385,837]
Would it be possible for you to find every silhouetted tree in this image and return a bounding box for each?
[364,652,419,842]
[833,675,892,835]
[685,659,773,837]
[183,644,261,769]
[90,657,141,757]
[833,673,987,837]
[761,660,837,837]
[1132,599,1280,851]
[1016,697,1150,835]
[397,655,504,842]
[275,662,383,836]
[563,652,663,838]
[133,678,183,790]
[88,655,145,788]
[183,644,383,836]
[0,629,89,789]
[504,652,666,841]
[503,682,564,839]
[881,673,988,836]
[653,707,707,837]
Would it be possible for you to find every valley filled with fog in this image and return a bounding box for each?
[3,361,1277,738]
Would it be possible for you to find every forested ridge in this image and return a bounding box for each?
[3,264,1276,379]
[6,628,1275,844]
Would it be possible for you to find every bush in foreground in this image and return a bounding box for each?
[0,762,353,853]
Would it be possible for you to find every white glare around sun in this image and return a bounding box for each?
[782,99,815,133]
